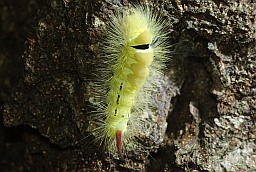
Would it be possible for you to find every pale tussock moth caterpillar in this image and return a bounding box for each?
[88,3,171,159]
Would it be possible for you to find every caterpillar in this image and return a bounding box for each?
[88,4,170,159]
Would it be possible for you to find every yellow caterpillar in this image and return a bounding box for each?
[89,4,169,159]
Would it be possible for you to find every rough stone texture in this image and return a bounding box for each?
[0,0,255,171]
[166,1,256,171]
[0,0,39,171]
